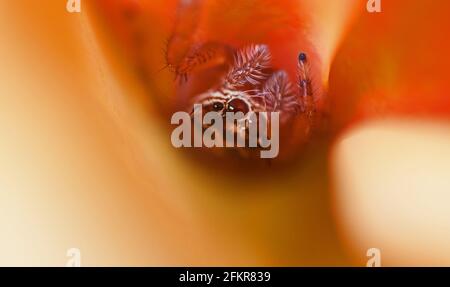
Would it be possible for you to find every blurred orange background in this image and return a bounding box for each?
[0,0,449,266]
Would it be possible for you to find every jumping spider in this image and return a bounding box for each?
[170,43,318,151]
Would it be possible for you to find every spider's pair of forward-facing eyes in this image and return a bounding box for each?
[210,99,250,115]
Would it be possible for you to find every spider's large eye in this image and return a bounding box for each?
[212,102,224,112]
[201,101,224,114]
[227,98,250,114]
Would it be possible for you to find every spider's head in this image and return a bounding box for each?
[190,90,254,118]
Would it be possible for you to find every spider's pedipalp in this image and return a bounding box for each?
[262,71,300,117]
[224,44,271,89]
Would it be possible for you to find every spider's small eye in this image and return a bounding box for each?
[212,102,224,111]
[227,98,250,114]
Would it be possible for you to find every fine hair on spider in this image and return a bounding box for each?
[170,43,223,83]
[163,0,234,84]
[223,44,272,89]
[297,52,321,129]
[188,44,320,117]
[263,70,301,121]
[165,37,323,158]
[187,44,315,130]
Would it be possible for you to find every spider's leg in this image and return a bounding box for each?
[165,0,231,84]
[171,42,231,84]
[297,52,316,120]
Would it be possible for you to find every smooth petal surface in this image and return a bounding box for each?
[329,0,450,131]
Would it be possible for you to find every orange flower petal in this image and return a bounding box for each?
[329,0,450,131]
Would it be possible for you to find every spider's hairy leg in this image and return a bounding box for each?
[297,52,316,119]
[224,44,272,89]
[165,0,202,70]
[166,0,231,83]
[171,43,232,83]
